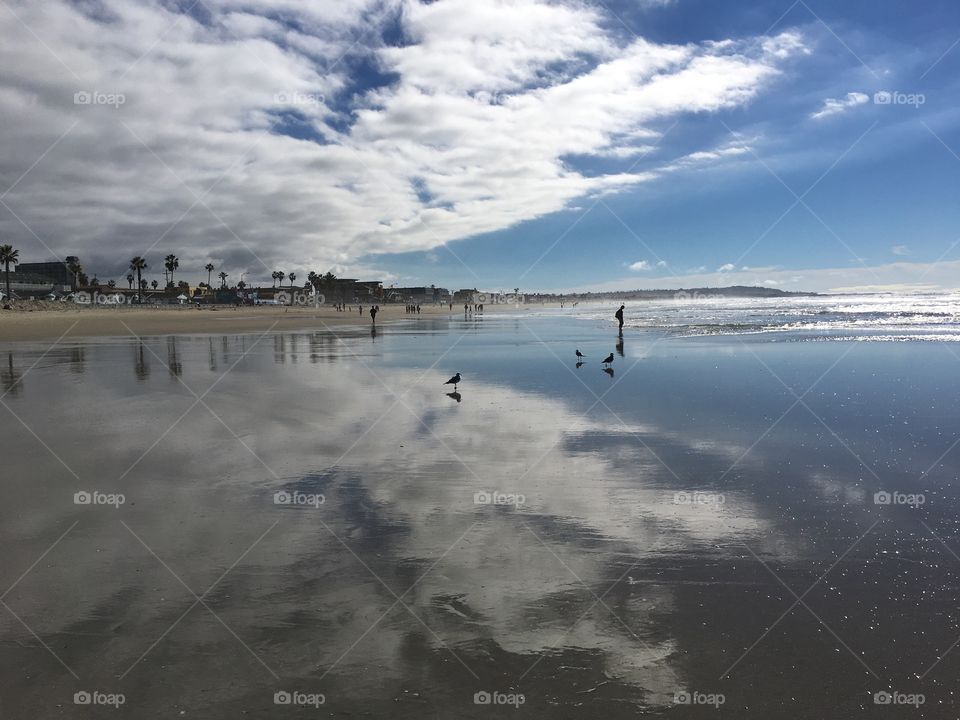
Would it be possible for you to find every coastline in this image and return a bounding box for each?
[0,303,539,342]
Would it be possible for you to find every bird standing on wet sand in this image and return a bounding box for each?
[601,353,614,366]
[575,349,585,359]
[444,372,461,390]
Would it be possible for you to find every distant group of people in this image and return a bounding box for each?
[405,304,421,314]
[464,303,483,315]
[332,303,349,312]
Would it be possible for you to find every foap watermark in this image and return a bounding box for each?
[273,690,325,707]
[674,690,725,707]
[874,691,925,707]
[472,292,526,305]
[673,291,724,302]
[274,91,325,107]
[74,490,125,508]
[472,90,509,106]
[71,291,141,306]
[473,690,525,708]
[873,490,925,507]
[274,490,325,508]
[874,90,925,108]
[74,690,125,708]
[673,491,725,507]
[74,90,125,108]
[474,490,525,508]
[275,290,324,306]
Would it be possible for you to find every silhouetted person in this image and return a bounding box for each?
[370,305,377,323]
[615,304,624,334]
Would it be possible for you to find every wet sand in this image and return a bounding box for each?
[0,314,955,717]
[0,302,528,342]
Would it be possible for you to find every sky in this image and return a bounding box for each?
[1,0,959,293]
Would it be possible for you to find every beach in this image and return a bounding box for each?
[0,302,527,342]
[0,300,955,717]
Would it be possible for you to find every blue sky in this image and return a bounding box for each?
[1,0,959,292]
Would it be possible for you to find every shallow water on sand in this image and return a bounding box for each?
[1,314,959,717]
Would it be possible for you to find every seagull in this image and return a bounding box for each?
[601,353,614,366]
[575,349,586,359]
[444,372,461,390]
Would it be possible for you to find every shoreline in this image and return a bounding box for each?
[0,303,539,342]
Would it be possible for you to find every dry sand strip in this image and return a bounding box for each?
[0,303,537,342]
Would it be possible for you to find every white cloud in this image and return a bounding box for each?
[629,260,651,271]
[892,245,910,256]
[0,0,806,283]
[656,260,667,267]
[717,263,736,272]
[810,91,869,120]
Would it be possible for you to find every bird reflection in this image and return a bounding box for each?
[603,367,614,378]
[616,337,624,357]
[576,361,584,369]
[446,391,462,403]
[1,353,22,395]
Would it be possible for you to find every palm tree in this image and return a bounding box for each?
[0,245,19,301]
[218,271,228,289]
[164,254,179,286]
[151,280,158,290]
[129,256,147,301]
[67,257,83,290]
[288,272,296,287]
[271,271,281,288]
[205,263,214,286]
[126,273,134,289]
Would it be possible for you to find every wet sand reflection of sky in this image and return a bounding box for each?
[1,317,959,717]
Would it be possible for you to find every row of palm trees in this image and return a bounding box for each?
[271,271,299,288]
[0,243,330,302]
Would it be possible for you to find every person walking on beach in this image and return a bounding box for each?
[370,305,377,323]
[615,304,625,334]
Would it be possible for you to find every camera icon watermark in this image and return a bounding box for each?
[674,690,725,707]
[74,90,126,108]
[74,690,125,708]
[873,90,925,108]
[673,491,725,507]
[474,490,525,508]
[74,490,125,508]
[873,490,925,507]
[874,690,924,707]
[273,490,325,508]
[273,690,325,707]
[473,690,525,707]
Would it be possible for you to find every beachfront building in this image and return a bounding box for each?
[16,258,80,289]
[453,288,478,304]
[392,286,451,304]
